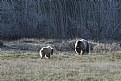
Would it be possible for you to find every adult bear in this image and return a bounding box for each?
[75,39,89,55]
[39,46,53,59]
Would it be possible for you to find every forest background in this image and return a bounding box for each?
[1,0,121,40]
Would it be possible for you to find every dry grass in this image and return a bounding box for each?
[3,38,121,53]
[1,38,121,81]
[92,43,121,53]
[1,51,121,81]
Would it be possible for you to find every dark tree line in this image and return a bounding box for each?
[1,0,121,40]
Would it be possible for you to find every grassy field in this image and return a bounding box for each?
[1,39,121,81]
[1,51,121,81]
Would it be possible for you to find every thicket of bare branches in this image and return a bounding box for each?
[1,0,121,40]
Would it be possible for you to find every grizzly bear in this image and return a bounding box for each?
[75,39,89,55]
[39,46,53,59]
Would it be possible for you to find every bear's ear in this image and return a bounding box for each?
[51,49,53,55]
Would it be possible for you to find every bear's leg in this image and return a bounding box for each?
[76,48,81,55]
[46,54,50,59]
[51,49,53,55]
[41,53,45,59]
[81,50,85,55]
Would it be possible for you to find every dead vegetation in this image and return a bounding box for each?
[1,38,121,81]
[1,52,121,81]
[1,38,121,54]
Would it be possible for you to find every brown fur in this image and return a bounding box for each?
[39,46,53,59]
[75,39,89,55]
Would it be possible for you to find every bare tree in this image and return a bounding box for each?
[1,0,121,40]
